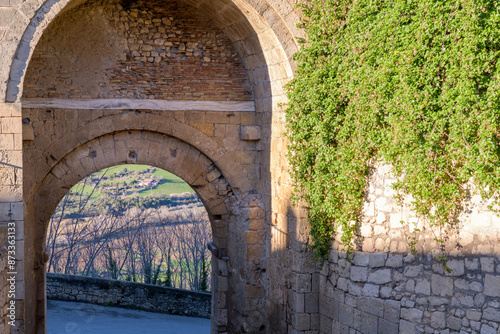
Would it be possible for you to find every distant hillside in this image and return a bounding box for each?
[70,164,195,198]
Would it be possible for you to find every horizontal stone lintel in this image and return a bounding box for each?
[21,98,256,112]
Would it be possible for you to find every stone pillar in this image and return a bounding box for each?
[0,102,24,333]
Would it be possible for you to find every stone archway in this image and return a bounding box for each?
[0,0,308,332]
[29,130,234,333]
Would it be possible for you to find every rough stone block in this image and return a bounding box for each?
[431,274,453,297]
[290,292,305,313]
[399,320,415,334]
[292,313,310,331]
[294,273,312,293]
[0,8,15,27]
[362,284,380,297]
[481,324,496,334]
[304,293,318,313]
[359,297,384,318]
[386,254,403,268]
[401,308,423,322]
[240,125,261,141]
[350,266,368,282]
[360,311,378,334]
[368,269,392,284]
[484,275,500,297]
[480,257,495,272]
[445,259,465,276]
[383,300,401,323]
[368,253,387,268]
[482,307,500,321]
[430,311,446,329]
[414,279,431,295]
[465,309,481,321]
[338,303,354,327]
[447,315,462,330]
[319,314,332,333]
[353,253,370,266]
[465,258,479,270]
[378,318,398,334]
[337,277,349,292]
[348,282,363,296]
[404,265,423,277]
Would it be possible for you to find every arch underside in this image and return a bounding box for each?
[33,130,232,248]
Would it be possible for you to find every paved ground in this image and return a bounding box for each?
[47,300,210,334]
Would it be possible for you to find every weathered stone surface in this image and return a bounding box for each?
[484,274,500,297]
[481,324,497,334]
[483,307,500,321]
[241,125,261,141]
[465,309,481,321]
[368,253,387,268]
[359,297,384,318]
[480,257,495,271]
[399,319,416,333]
[383,300,400,324]
[385,254,403,268]
[367,269,392,284]
[353,253,370,267]
[431,275,453,297]
[445,259,465,276]
[360,311,378,334]
[415,279,431,295]
[430,311,445,329]
[350,266,369,282]
[338,304,354,327]
[377,318,398,334]
[400,308,423,322]
[404,265,423,277]
[447,316,462,330]
[362,284,380,297]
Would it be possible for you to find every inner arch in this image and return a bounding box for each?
[26,131,233,333]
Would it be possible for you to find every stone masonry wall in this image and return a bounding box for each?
[319,251,500,334]
[23,0,252,101]
[317,163,500,334]
[46,273,211,318]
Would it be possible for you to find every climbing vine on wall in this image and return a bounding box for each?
[285,0,500,260]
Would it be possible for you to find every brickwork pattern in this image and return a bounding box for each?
[23,0,253,101]
[0,0,301,103]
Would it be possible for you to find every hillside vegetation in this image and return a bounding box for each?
[47,164,212,292]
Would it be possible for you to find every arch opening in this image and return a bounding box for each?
[25,130,237,333]
[46,164,213,289]
[45,164,213,332]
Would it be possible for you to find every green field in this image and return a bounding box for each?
[70,164,195,198]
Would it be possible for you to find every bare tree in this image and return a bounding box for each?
[46,166,213,292]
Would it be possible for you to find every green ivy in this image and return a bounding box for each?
[285,0,500,261]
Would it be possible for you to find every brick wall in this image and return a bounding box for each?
[23,0,253,101]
